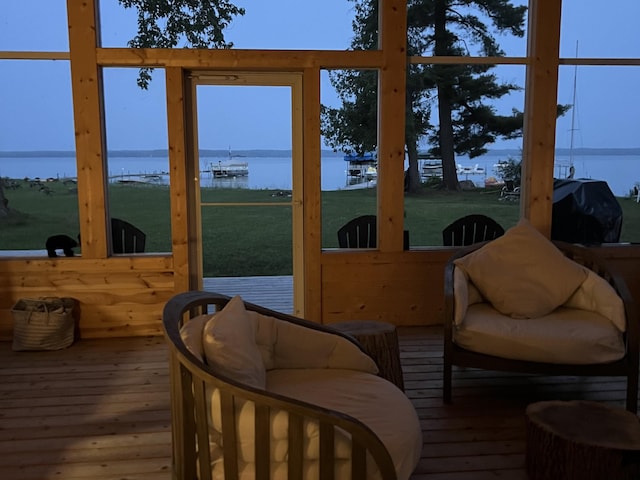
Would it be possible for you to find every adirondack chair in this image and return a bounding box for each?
[111,217,146,253]
[338,215,377,248]
[442,214,505,246]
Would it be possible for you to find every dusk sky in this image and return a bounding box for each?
[0,0,638,152]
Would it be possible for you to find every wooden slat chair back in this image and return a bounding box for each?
[111,217,146,254]
[337,215,377,248]
[163,291,399,480]
[443,240,639,413]
[442,214,505,246]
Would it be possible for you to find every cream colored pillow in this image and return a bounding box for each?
[454,219,588,318]
[180,314,210,362]
[249,311,378,373]
[202,295,266,389]
[565,270,626,332]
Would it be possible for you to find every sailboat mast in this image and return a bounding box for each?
[569,41,579,169]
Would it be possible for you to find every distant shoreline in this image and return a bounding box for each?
[0,149,345,158]
[1,147,640,158]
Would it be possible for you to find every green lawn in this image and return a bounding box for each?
[2,179,639,277]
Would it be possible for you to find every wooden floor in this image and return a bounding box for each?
[1,325,636,479]
[203,275,293,313]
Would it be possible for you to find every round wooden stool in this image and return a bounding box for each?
[526,400,640,480]
[330,320,404,391]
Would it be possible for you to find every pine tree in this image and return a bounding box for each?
[119,0,245,89]
[0,181,11,217]
[321,0,527,192]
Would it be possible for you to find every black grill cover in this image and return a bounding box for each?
[551,179,622,244]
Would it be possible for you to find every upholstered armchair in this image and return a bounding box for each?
[164,291,422,480]
[443,220,639,412]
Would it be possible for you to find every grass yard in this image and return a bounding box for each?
[2,178,639,277]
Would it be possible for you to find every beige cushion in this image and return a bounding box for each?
[180,314,209,362]
[208,368,422,480]
[454,219,588,318]
[202,295,266,389]
[183,307,378,378]
[454,303,625,364]
[453,267,483,326]
[249,311,378,373]
[565,270,626,332]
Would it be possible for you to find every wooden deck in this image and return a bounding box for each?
[2,324,636,479]
[203,275,293,313]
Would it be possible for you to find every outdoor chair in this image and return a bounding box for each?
[442,214,505,246]
[111,217,146,254]
[163,291,423,479]
[499,180,520,201]
[338,215,377,248]
[443,220,639,412]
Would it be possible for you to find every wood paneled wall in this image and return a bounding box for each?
[0,0,638,340]
[0,256,175,338]
[1,245,639,339]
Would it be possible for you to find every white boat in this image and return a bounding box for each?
[210,160,249,178]
[210,147,250,178]
[420,159,443,179]
[364,165,378,180]
[456,163,485,176]
[556,41,579,180]
[344,153,377,180]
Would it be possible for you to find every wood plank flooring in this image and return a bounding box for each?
[203,276,293,313]
[1,327,636,479]
[0,336,172,480]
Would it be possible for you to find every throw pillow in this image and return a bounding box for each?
[454,219,588,318]
[202,295,266,389]
[180,314,210,362]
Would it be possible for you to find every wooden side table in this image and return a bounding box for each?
[330,320,405,391]
[526,400,640,480]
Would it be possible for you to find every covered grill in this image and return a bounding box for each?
[551,178,622,244]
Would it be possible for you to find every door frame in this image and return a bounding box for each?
[184,71,305,314]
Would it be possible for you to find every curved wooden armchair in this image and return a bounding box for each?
[443,240,639,412]
[164,291,422,480]
[442,214,505,246]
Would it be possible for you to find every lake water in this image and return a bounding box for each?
[1,152,638,196]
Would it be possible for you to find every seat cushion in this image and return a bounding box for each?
[454,303,625,364]
[267,369,422,480]
[208,369,422,480]
[454,219,588,318]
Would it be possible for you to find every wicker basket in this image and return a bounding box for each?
[11,297,77,351]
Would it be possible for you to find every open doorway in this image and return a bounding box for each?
[187,72,303,314]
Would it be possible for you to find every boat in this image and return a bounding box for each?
[344,152,377,181]
[456,163,486,175]
[112,172,166,184]
[364,165,378,180]
[419,159,443,180]
[555,41,579,180]
[210,148,249,178]
[210,160,249,178]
